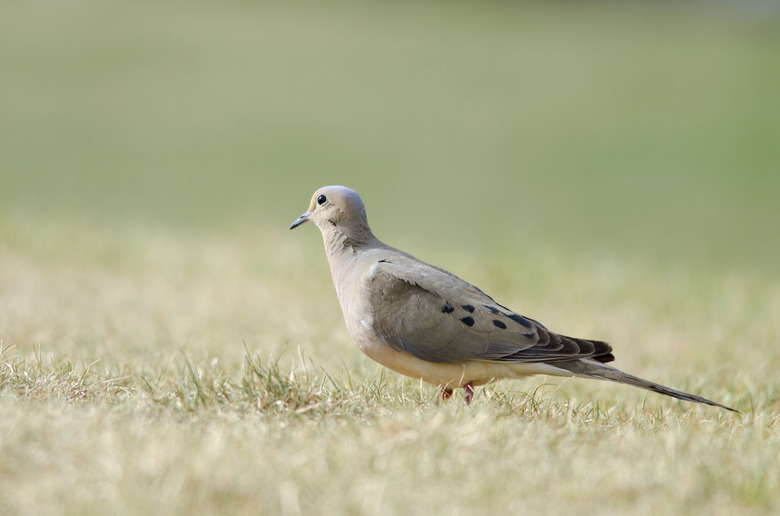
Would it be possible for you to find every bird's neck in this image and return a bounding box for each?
[321,223,377,258]
[321,225,380,302]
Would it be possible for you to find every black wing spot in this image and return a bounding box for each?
[460,316,475,327]
[461,304,475,313]
[484,305,500,314]
[507,313,532,328]
[441,304,455,314]
[492,319,507,329]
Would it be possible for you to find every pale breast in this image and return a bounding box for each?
[351,321,572,388]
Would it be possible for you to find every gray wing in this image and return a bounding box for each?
[367,256,614,364]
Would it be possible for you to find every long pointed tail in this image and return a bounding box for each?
[556,359,739,413]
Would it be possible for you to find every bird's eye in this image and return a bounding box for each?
[317,194,328,206]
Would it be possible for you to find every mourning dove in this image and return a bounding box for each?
[290,185,737,412]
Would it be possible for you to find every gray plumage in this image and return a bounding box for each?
[291,185,737,412]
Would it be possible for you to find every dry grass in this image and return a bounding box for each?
[1,218,778,516]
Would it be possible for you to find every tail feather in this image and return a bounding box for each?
[556,359,739,413]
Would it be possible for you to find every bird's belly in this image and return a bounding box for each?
[353,332,572,388]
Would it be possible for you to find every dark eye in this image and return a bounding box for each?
[317,194,327,206]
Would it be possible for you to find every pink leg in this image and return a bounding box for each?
[463,382,475,404]
[441,387,454,400]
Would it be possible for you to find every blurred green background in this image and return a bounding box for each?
[1,0,779,272]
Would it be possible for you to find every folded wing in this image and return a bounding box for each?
[368,256,615,365]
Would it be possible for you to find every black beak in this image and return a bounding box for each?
[289,211,310,230]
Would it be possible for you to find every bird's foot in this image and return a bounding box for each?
[463,382,475,404]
